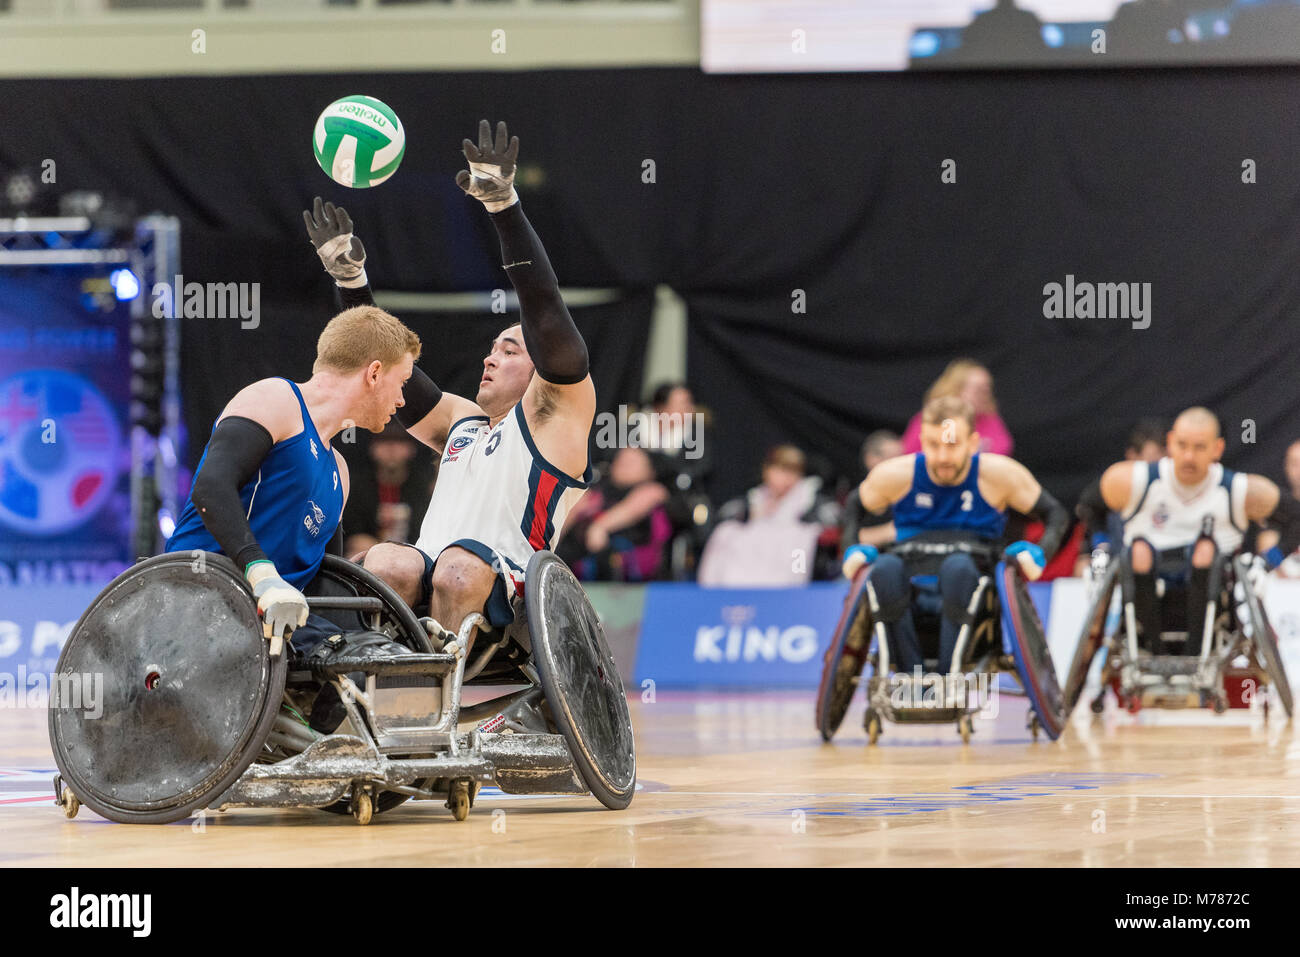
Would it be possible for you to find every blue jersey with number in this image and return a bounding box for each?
[165,379,343,589]
[892,453,1005,542]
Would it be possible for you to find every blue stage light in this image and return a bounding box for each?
[910,32,942,58]
[110,268,140,300]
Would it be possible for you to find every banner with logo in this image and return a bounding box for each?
[634,583,847,687]
[0,584,100,689]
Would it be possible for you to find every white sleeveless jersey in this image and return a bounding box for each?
[415,403,591,595]
[1121,457,1247,553]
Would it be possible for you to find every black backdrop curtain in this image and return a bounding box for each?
[3,66,1299,502]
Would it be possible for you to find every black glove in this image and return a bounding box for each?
[303,196,368,288]
[456,119,519,213]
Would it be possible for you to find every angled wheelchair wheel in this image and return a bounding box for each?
[815,567,874,741]
[996,561,1066,741]
[308,555,435,817]
[526,550,636,810]
[1234,558,1293,718]
[48,553,286,824]
[1062,559,1119,717]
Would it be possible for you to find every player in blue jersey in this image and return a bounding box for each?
[165,306,421,652]
[842,395,1069,673]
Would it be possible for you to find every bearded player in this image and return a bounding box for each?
[842,395,1069,673]
[304,120,594,655]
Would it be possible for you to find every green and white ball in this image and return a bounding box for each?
[313,95,405,189]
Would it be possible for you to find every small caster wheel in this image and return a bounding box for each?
[864,710,881,745]
[1262,696,1270,722]
[958,715,973,744]
[1212,695,1228,715]
[1126,696,1141,715]
[1027,713,1041,741]
[60,787,80,820]
[447,780,471,821]
[1089,693,1105,715]
[351,789,373,826]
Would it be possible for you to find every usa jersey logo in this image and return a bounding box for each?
[444,433,475,464]
[1152,502,1170,529]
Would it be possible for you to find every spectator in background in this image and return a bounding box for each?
[557,446,671,582]
[697,444,840,586]
[643,382,715,577]
[1072,417,1166,575]
[1259,438,1300,575]
[645,381,711,492]
[840,430,902,555]
[901,359,1013,456]
[341,419,436,558]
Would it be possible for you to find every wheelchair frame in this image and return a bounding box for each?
[817,539,1065,745]
[1064,549,1293,719]
[51,551,635,825]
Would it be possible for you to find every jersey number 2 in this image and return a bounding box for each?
[961,490,973,512]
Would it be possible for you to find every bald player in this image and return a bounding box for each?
[1097,406,1280,654]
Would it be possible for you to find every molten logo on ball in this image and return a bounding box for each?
[313,94,406,189]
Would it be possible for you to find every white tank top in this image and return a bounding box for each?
[1121,457,1247,553]
[415,403,591,595]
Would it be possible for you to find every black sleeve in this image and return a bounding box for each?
[1028,488,1070,562]
[489,201,589,385]
[189,416,274,572]
[332,285,444,427]
[336,283,376,310]
[1075,477,1111,545]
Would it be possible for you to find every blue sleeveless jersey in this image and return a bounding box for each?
[892,453,1005,542]
[166,379,343,590]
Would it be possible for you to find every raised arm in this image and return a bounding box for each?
[458,120,596,474]
[303,197,479,453]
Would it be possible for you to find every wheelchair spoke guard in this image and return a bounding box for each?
[48,553,286,824]
[526,550,636,809]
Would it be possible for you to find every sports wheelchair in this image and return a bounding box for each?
[1062,548,1293,719]
[816,537,1066,745]
[48,550,635,824]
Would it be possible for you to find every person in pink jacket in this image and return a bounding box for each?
[901,359,1013,456]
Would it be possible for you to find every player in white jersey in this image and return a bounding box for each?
[1097,407,1280,653]
[303,120,595,654]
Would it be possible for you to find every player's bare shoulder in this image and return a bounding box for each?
[861,452,915,510]
[977,452,1040,512]
[218,378,301,443]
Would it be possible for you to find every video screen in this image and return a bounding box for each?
[0,266,136,584]
[702,1,1300,72]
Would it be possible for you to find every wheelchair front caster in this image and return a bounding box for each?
[1027,713,1041,741]
[350,789,373,826]
[864,709,881,745]
[1212,695,1228,715]
[447,779,472,821]
[54,777,79,820]
[1090,693,1105,715]
[958,715,973,744]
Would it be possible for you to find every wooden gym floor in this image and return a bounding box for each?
[2,691,1296,867]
